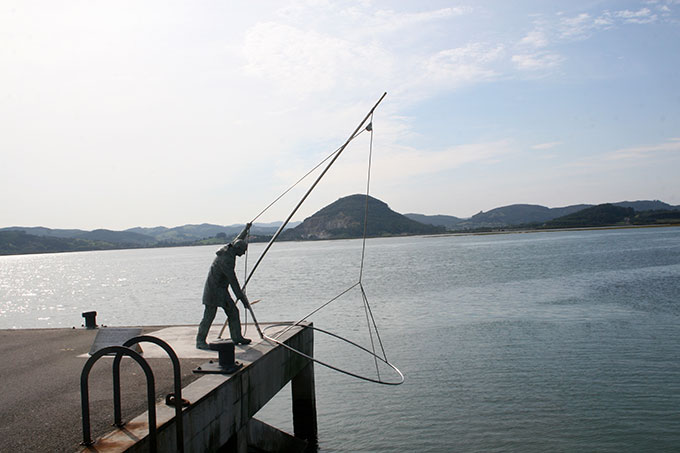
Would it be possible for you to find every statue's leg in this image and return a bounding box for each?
[196,305,217,349]
[225,299,251,344]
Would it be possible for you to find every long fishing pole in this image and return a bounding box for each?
[243,92,388,337]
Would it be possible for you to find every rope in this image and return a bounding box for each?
[249,129,367,224]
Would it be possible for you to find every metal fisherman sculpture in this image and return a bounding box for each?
[196,223,253,349]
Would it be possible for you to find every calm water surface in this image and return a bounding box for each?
[2,227,680,452]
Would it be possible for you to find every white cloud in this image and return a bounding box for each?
[242,22,391,96]
[512,52,564,71]
[531,142,563,150]
[278,139,518,205]
[615,8,658,24]
[593,12,616,27]
[373,140,515,182]
[276,2,469,39]
[519,30,549,48]
[241,3,487,107]
[363,6,471,34]
[412,43,504,92]
[559,13,596,39]
[606,138,680,160]
[550,6,664,42]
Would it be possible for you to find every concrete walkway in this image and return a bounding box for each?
[0,325,255,452]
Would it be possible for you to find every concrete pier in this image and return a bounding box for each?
[0,322,316,452]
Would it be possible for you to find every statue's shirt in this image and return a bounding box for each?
[202,249,246,307]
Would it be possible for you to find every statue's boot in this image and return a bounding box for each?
[228,315,251,345]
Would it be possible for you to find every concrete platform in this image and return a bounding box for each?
[0,324,311,452]
[77,325,257,360]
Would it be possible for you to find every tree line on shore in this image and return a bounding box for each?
[1,196,678,256]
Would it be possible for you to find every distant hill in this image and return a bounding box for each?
[2,198,678,255]
[126,222,299,243]
[631,209,680,225]
[127,223,235,243]
[0,230,118,255]
[544,204,635,228]
[0,226,89,238]
[614,200,678,212]
[408,200,679,230]
[544,203,680,229]
[404,213,464,228]
[469,204,591,227]
[406,204,591,229]
[281,194,445,240]
[74,229,156,246]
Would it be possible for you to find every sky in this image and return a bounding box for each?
[2,0,679,230]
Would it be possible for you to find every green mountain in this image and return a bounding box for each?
[0,226,89,238]
[0,230,118,255]
[2,198,678,255]
[74,229,156,246]
[544,204,635,228]
[406,204,591,229]
[615,200,678,211]
[470,204,590,227]
[409,200,679,230]
[126,222,297,243]
[126,224,232,243]
[631,209,680,225]
[544,203,680,229]
[281,194,445,240]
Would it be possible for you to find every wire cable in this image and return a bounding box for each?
[262,323,404,385]
[261,108,400,385]
[249,129,367,225]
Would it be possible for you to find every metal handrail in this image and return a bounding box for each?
[114,335,185,452]
[80,346,157,451]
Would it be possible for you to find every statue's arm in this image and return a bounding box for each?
[235,222,252,241]
[217,256,248,304]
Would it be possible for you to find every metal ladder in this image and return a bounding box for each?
[80,335,186,452]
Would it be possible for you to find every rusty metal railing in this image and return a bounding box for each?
[80,346,157,451]
[114,336,186,452]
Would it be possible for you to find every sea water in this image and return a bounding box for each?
[1,227,680,452]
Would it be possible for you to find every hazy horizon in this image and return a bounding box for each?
[2,196,676,231]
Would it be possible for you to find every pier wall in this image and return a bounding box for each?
[84,323,315,453]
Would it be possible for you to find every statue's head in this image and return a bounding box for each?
[231,239,248,256]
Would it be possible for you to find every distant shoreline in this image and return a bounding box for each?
[1,223,679,257]
[431,223,680,238]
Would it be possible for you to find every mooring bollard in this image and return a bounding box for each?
[82,311,98,329]
[193,339,243,374]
